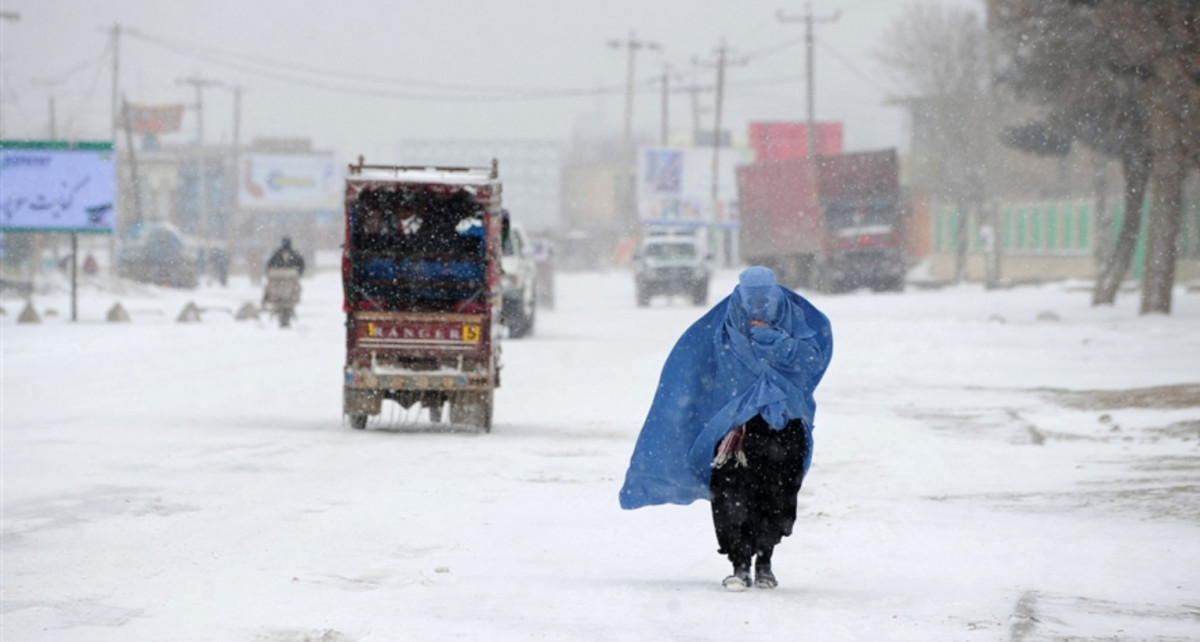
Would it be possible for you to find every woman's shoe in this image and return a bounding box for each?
[754,565,777,589]
[722,567,751,591]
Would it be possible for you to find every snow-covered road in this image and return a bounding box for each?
[4,267,1199,641]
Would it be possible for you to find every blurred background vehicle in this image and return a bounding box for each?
[529,237,555,310]
[116,222,200,289]
[633,229,710,307]
[501,215,538,338]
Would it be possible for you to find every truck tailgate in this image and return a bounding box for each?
[351,311,488,357]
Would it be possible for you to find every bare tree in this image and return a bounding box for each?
[875,1,990,283]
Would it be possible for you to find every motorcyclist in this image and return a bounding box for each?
[263,238,305,327]
[266,237,306,275]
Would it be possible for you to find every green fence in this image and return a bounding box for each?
[934,200,1200,279]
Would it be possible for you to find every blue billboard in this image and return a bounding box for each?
[0,140,116,234]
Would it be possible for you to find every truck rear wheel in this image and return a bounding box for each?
[691,281,708,306]
[349,414,368,430]
[509,304,535,339]
[505,294,536,339]
[875,276,905,292]
[450,391,493,432]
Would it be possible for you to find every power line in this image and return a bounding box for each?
[40,42,112,85]
[834,0,892,13]
[60,43,112,138]
[151,39,628,102]
[728,73,808,88]
[0,66,35,137]
[814,37,895,96]
[742,35,808,62]
[125,28,632,100]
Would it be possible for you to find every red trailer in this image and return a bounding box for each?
[737,148,907,292]
[341,158,503,431]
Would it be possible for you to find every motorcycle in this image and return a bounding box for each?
[263,267,302,328]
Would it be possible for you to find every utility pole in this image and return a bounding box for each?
[30,78,60,139]
[227,85,245,248]
[176,75,221,146]
[177,75,222,250]
[608,31,660,231]
[681,82,712,138]
[982,2,1001,289]
[120,95,145,227]
[232,86,243,151]
[106,22,121,278]
[778,3,840,158]
[109,23,120,142]
[694,39,748,265]
[659,65,670,146]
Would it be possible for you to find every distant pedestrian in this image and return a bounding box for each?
[619,266,833,590]
[210,247,230,286]
[82,253,99,275]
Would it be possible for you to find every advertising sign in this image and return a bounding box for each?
[637,146,748,225]
[239,154,341,210]
[748,122,843,162]
[0,141,116,233]
[124,103,185,134]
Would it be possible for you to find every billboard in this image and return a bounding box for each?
[123,103,185,134]
[239,154,341,210]
[748,122,843,162]
[0,141,116,233]
[637,146,749,226]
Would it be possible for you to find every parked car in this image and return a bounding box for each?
[529,237,555,310]
[500,214,538,338]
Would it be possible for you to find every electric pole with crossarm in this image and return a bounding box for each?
[694,39,748,266]
[608,31,660,231]
[778,3,840,158]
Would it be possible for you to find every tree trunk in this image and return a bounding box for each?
[1091,154,1111,275]
[1140,111,1186,315]
[953,200,969,284]
[1092,151,1150,305]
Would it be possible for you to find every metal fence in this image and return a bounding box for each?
[934,201,1200,279]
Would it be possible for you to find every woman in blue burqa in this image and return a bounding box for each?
[619,266,833,590]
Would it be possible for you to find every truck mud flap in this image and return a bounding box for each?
[344,388,383,415]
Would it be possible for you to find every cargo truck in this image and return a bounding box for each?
[737,148,906,292]
[341,158,503,431]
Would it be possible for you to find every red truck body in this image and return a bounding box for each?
[736,148,906,292]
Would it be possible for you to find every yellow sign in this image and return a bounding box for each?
[462,324,482,343]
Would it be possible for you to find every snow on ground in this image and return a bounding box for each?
[3,265,1199,641]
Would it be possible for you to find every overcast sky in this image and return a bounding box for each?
[0,0,982,161]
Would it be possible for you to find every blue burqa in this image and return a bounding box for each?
[619,266,833,510]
